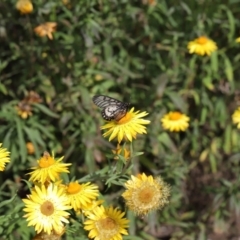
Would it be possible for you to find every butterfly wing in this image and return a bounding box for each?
[102,105,128,121]
[92,95,129,121]
[92,95,123,108]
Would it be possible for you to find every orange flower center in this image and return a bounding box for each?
[40,200,54,216]
[39,152,55,168]
[67,182,82,194]
[169,112,182,121]
[138,187,154,204]
[117,111,133,124]
[196,36,208,45]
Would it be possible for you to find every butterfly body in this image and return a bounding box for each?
[92,95,129,121]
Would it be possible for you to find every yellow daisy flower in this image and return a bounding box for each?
[22,183,71,235]
[101,108,150,143]
[84,206,129,240]
[187,36,217,56]
[122,173,170,216]
[0,143,10,171]
[34,22,57,40]
[81,199,105,216]
[66,181,99,211]
[161,111,190,132]
[232,107,240,129]
[16,0,33,14]
[236,37,240,43]
[112,144,131,161]
[28,152,71,184]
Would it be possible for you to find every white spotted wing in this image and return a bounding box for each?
[92,95,129,121]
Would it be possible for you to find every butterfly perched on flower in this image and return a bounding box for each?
[92,95,129,121]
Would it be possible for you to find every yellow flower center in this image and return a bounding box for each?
[169,112,182,121]
[117,112,133,124]
[96,217,118,238]
[138,187,154,204]
[196,36,208,45]
[40,200,54,216]
[99,217,116,230]
[67,182,81,194]
[39,152,55,168]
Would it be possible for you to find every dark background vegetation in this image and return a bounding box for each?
[1,0,240,239]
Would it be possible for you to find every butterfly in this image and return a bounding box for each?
[92,95,129,121]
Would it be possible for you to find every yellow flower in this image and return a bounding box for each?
[28,152,71,184]
[16,101,32,119]
[101,108,150,143]
[236,37,240,43]
[81,199,105,216]
[22,183,71,235]
[34,22,57,40]
[161,111,190,132]
[0,144,10,171]
[84,206,129,240]
[16,0,33,14]
[95,74,103,81]
[66,181,99,211]
[187,36,217,56]
[26,142,35,155]
[122,173,170,216]
[232,107,240,129]
[112,144,131,161]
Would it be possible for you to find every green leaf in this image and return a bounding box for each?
[0,194,17,209]
[15,118,26,163]
[33,104,59,118]
[224,56,233,82]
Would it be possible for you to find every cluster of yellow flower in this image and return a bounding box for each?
[21,151,129,239]
[19,147,170,239]
[0,104,173,239]
[7,1,240,238]
[1,97,239,238]
[91,107,171,237]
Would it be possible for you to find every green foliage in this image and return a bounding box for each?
[1,0,240,239]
